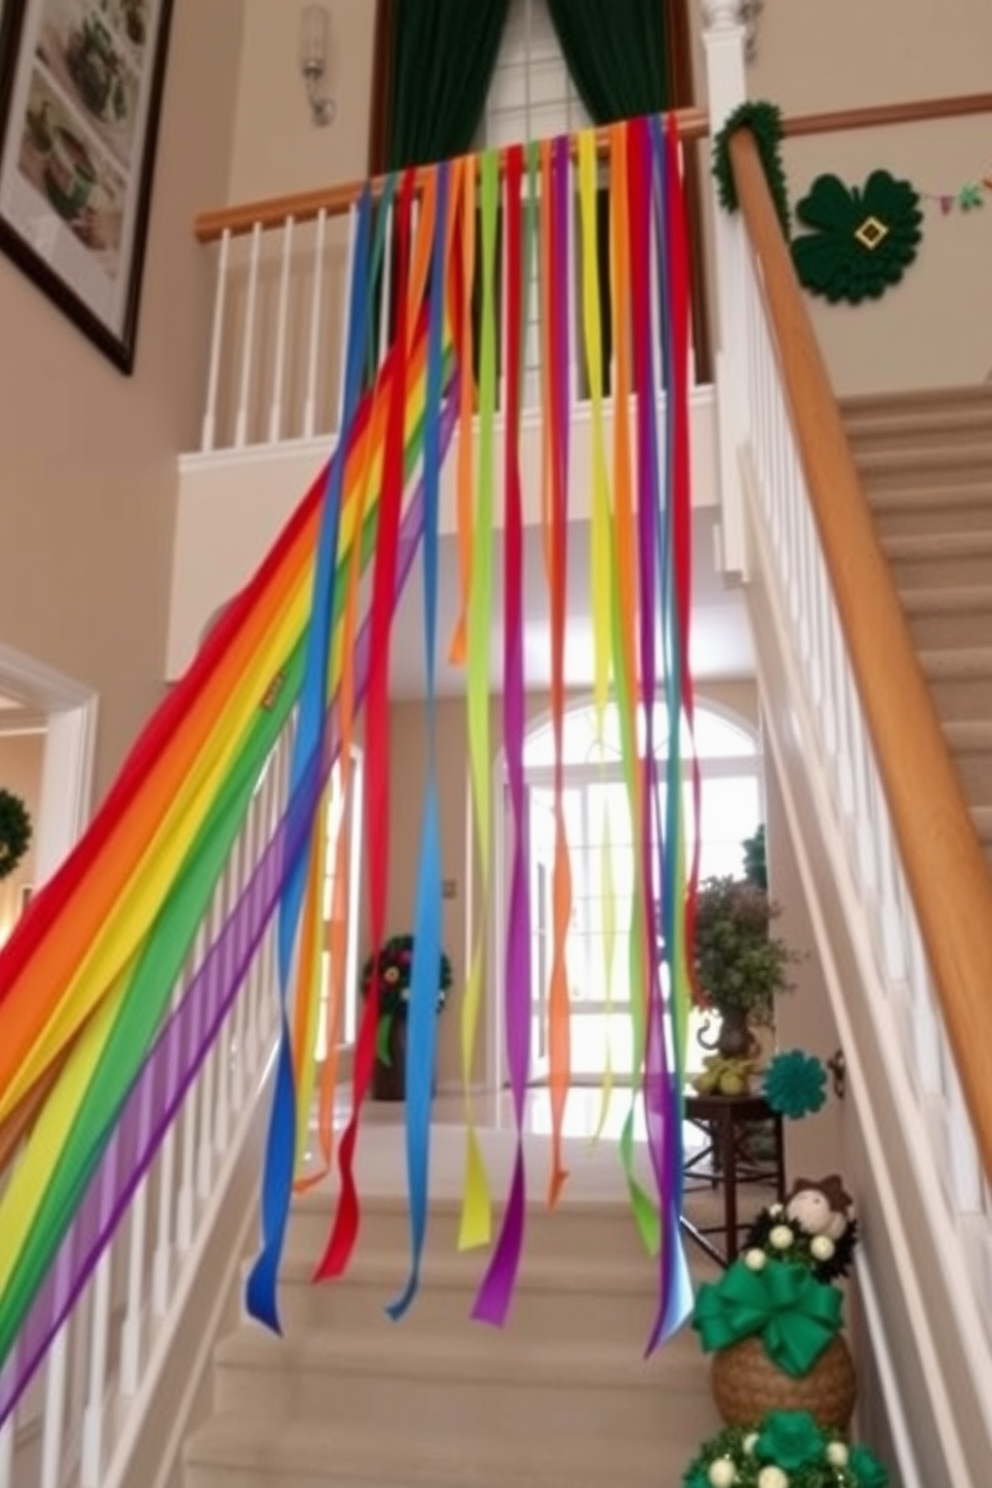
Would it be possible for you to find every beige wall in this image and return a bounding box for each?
[0,2,245,800]
[228,0,378,201]
[691,0,992,393]
[0,731,43,944]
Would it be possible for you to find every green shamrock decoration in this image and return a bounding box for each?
[790,170,922,304]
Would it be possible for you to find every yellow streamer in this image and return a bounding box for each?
[578,128,618,1142]
[458,148,501,1252]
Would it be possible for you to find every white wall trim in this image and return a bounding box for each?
[0,644,98,882]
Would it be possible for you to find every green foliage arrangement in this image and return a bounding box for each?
[682,1410,889,1488]
[711,99,790,236]
[693,875,797,1027]
[360,933,452,1064]
[0,789,32,882]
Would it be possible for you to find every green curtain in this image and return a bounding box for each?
[387,0,512,170]
[545,0,669,124]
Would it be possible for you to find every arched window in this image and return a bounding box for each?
[506,698,762,1082]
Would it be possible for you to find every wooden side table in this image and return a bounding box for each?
[681,1092,786,1266]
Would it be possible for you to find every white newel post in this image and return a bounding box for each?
[699,0,750,575]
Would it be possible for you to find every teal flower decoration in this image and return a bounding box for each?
[791,170,922,304]
[849,1444,890,1488]
[755,1410,823,1471]
[763,1050,827,1119]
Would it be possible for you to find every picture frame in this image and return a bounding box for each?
[0,0,173,373]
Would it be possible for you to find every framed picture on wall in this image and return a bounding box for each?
[0,0,173,373]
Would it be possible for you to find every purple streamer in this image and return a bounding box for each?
[0,391,458,1428]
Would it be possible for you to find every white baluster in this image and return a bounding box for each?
[80,1254,112,1488]
[906,915,942,1095]
[235,220,263,449]
[39,1335,69,1488]
[201,228,231,452]
[303,208,328,439]
[0,1415,12,1488]
[269,215,296,445]
[119,1179,148,1394]
[153,1123,176,1315]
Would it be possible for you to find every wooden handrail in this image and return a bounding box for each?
[193,90,992,243]
[728,125,992,1188]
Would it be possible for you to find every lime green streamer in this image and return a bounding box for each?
[457,148,502,1252]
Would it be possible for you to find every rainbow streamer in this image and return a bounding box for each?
[0,111,701,1417]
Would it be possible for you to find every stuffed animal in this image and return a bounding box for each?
[784,1174,853,1241]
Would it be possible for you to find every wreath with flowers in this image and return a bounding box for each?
[682,1411,889,1488]
[360,934,452,1063]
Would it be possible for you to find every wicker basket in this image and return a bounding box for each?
[711,1334,857,1431]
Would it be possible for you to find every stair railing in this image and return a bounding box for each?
[189,117,713,456]
[701,3,992,1470]
[0,726,293,1488]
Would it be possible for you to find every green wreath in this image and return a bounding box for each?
[711,99,790,237]
[790,170,922,303]
[0,789,32,881]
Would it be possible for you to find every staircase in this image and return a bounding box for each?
[182,1126,723,1488]
[843,385,992,870]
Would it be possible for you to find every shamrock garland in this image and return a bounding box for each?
[682,1410,890,1488]
[0,789,32,882]
[711,100,791,236]
[790,170,923,304]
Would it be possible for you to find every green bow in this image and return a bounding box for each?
[691,1259,843,1376]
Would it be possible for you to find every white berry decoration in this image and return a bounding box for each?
[826,1442,849,1467]
[744,1247,767,1270]
[757,1468,789,1488]
[769,1224,795,1250]
[708,1458,737,1487]
[810,1235,836,1261]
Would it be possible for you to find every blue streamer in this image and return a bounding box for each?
[387,161,450,1321]
[247,188,374,1333]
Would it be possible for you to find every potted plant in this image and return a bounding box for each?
[693,873,798,1071]
[360,933,452,1102]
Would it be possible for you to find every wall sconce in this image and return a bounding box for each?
[739,0,764,61]
[300,5,336,127]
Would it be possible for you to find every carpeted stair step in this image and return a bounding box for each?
[853,442,992,495]
[862,480,992,540]
[269,1246,684,1346]
[898,586,992,651]
[286,1191,653,1269]
[970,806,992,867]
[883,531,992,592]
[940,721,992,807]
[916,648,992,722]
[184,1406,713,1488]
[207,1326,714,1451]
[841,385,992,455]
